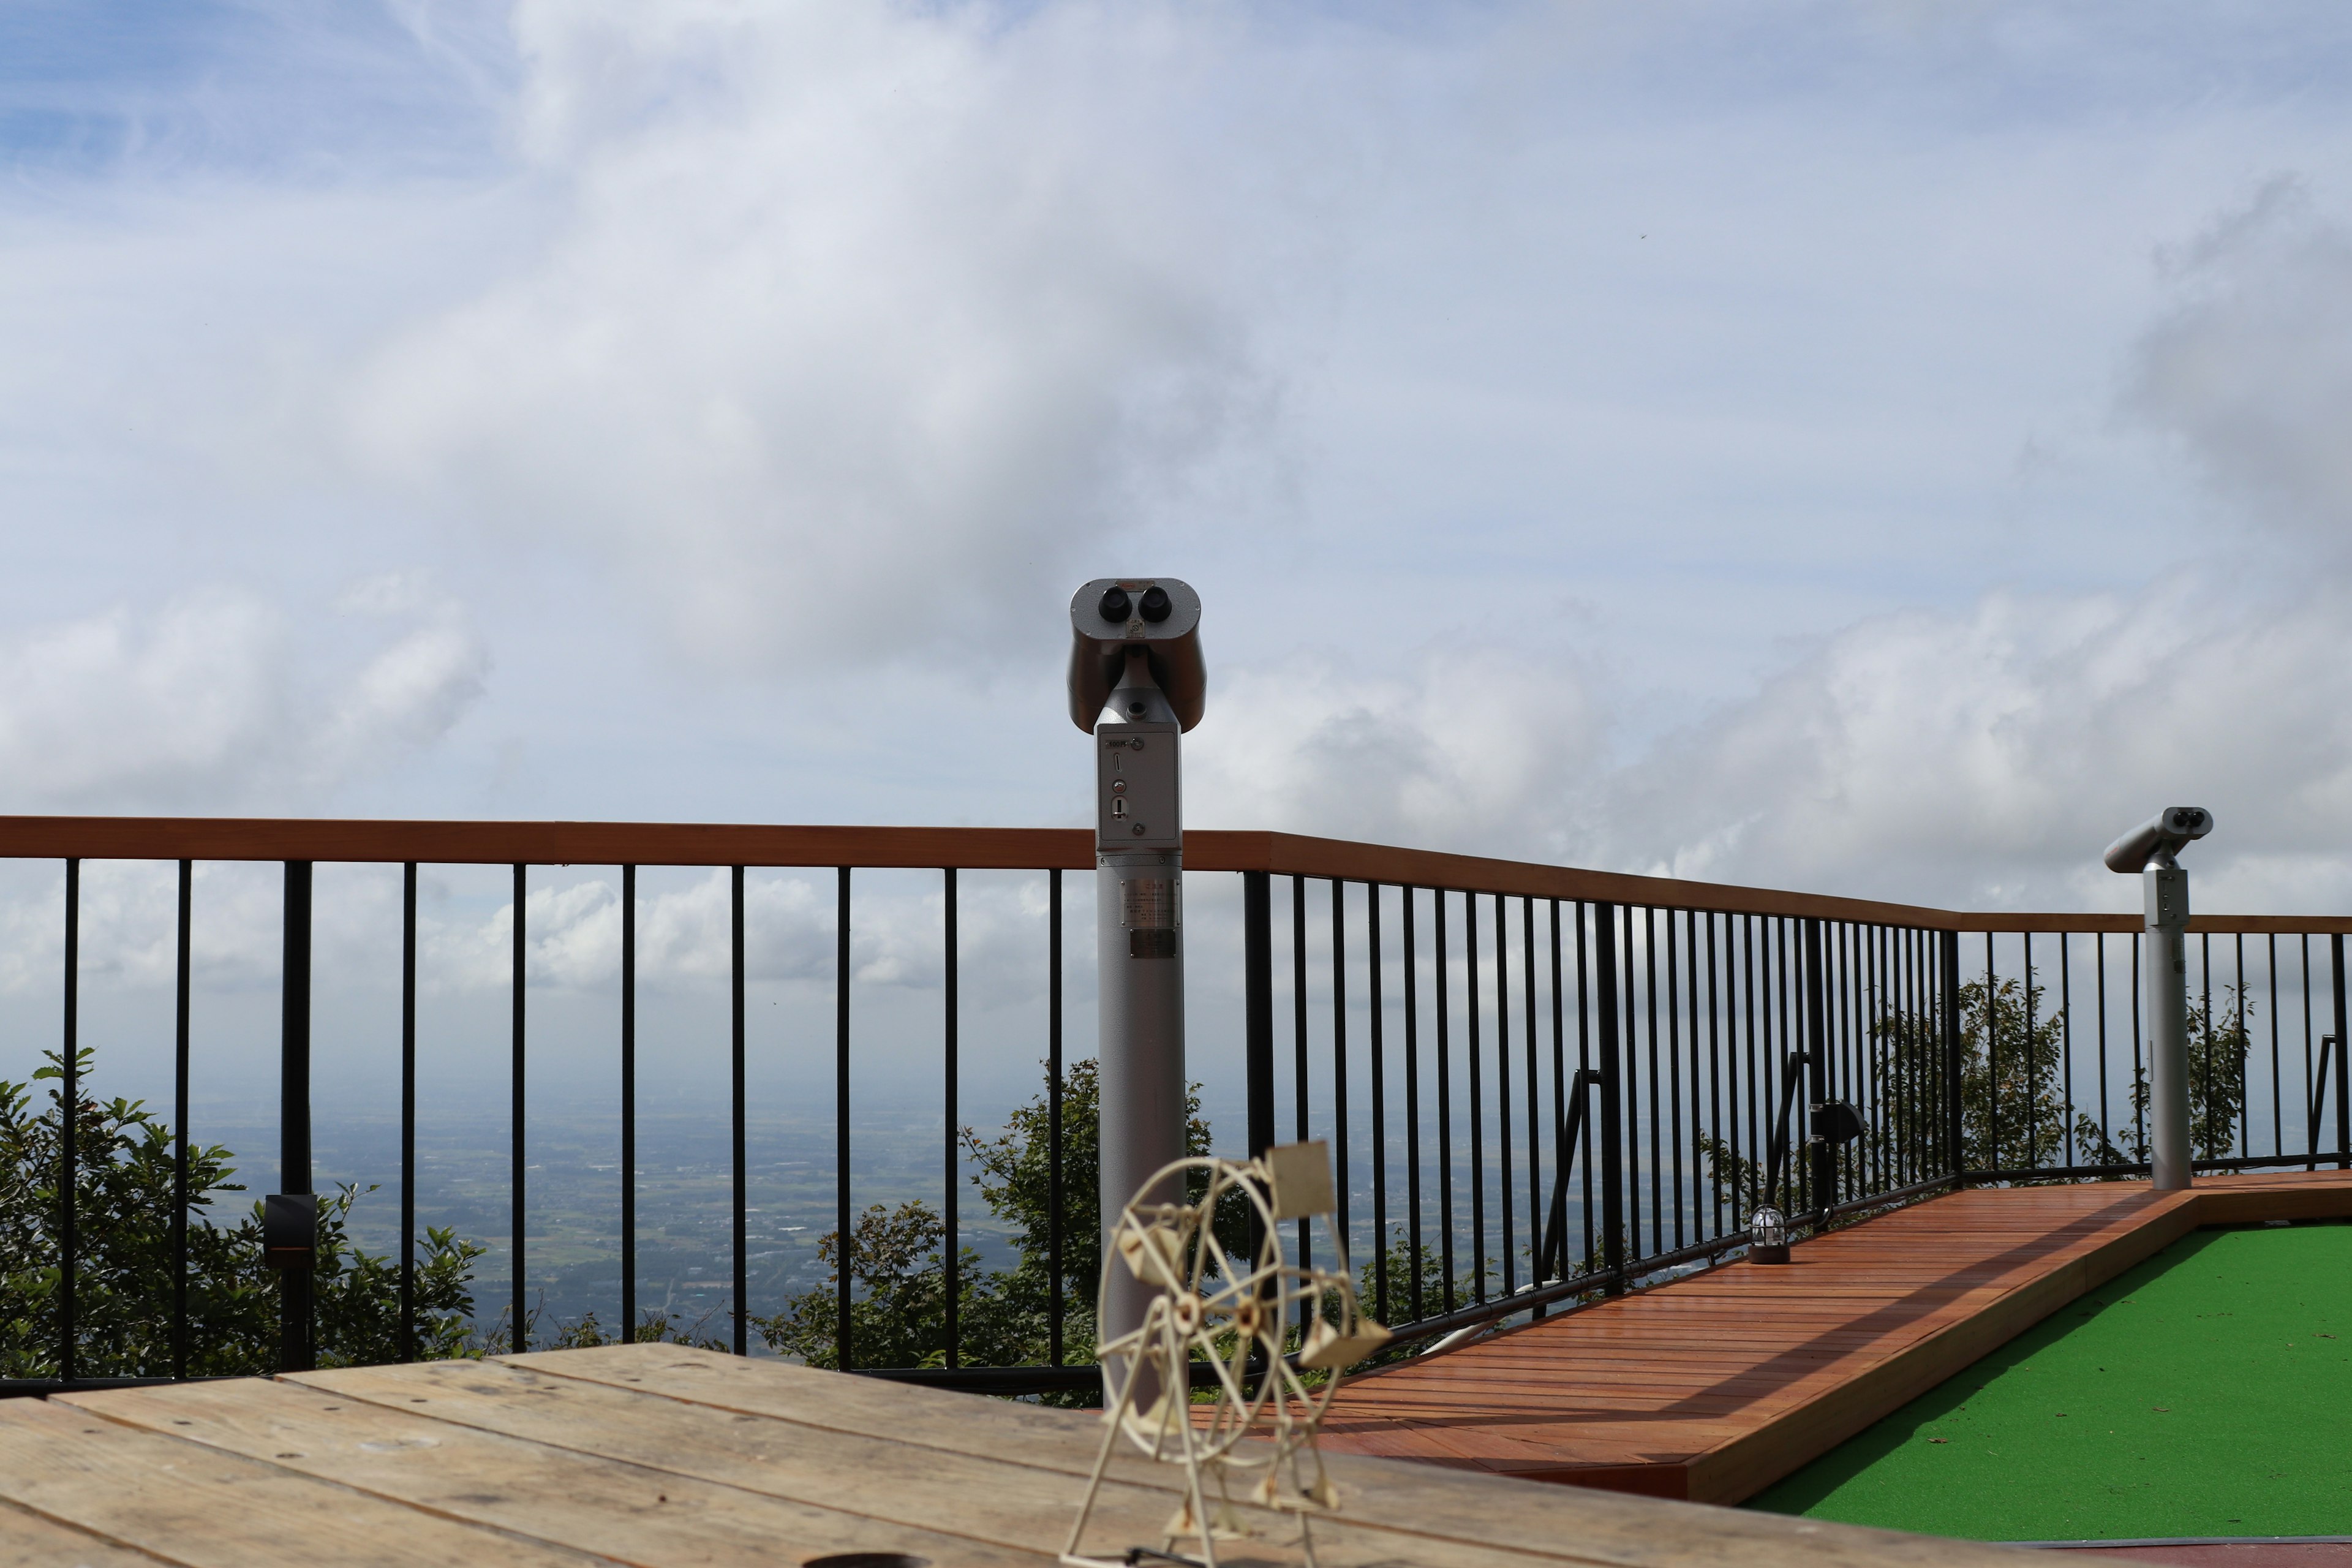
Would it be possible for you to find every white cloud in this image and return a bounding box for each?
[1188,571,2352,916]
[332,1,1282,672]
[1602,579,2352,912]
[1189,643,1606,857]
[2129,178,2352,548]
[0,587,485,815]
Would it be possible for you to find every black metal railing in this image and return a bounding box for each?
[4,818,2349,1395]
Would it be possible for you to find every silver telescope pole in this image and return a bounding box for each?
[2143,859,2192,1191]
[1066,579,1206,1385]
[2104,807,2214,1193]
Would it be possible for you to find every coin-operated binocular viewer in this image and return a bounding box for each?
[2105,807,2214,1191]
[1068,578,1206,1356]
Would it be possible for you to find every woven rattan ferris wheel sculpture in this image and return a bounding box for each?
[1060,1140,1389,1568]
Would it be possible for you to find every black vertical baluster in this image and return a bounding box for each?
[1758,919,1777,1210]
[1705,913,1723,1235]
[2024,932,2037,1167]
[2303,936,2315,1164]
[941,867,957,1367]
[1575,903,1593,1269]
[836,867,853,1368]
[1899,926,1911,1181]
[1899,928,1912,1186]
[1522,899,1540,1284]
[1869,927,1885,1193]
[1547,902,1566,1276]
[1853,927,1869,1194]
[1643,908,1658,1253]
[59,857,78,1385]
[1686,911,1702,1238]
[1435,889,1453,1313]
[510,861,526,1355]
[2132,933,2146,1159]
[1774,919,1791,1202]
[1912,931,1929,1175]
[1048,868,1065,1366]
[399,862,417,1361]
[1294,875,1311,1269]
[173,858,191,1379]
[1664,910,1681,1249]
[2059,935,2073,1167]
[1533,899,1556,1319]
[1847,925,1863,1197]
[2235,934,2247,1159]
[1404,888,1423,1323]
[1804,921,1830,1212]
[1983,933,1998,1170]
[2331,935,2348,1168]
[1593,903,1624,1294]
[1243,867,1273,1286]
[2199,933,2212,1165]
[285,859,315,1373]
[1888,930,1902,1186]
[1903,927,1918,1177]
[1493,892,1510,1296]
[732,864,747,1357]
[620,864,635,1343]
[1941,930,1965,1176]
[1744,918,1759,1208]
[1331,881,1349,1264]
[2269,934,2282,1158]
[2095,932,2109,1163]
[1367,883,1387,1323]
[1466,891,1483,1300]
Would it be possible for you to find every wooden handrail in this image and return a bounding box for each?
[0,815,2339,935]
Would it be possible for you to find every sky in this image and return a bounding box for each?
[7,0,2352,928]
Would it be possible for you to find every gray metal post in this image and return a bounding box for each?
[2144,862,2192,1189]
[1067,579,1205,1373]
[1094,661,1185,1362]
[2104,808,2212,1193]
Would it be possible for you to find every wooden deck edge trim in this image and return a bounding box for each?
[1684,1182,2352,1507]
[0,816,2337,932]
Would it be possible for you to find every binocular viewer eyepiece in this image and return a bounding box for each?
[1096,584,1172,625]
[2103,807,2214,874]
[1068,577,1205,733]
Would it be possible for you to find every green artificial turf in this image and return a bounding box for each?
[1746,1220,2352,1541]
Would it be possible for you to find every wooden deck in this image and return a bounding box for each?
[0,1343,2049,1567]
[1323,1169,2352,1506]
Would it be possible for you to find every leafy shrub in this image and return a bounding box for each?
[1,1047,480,1378]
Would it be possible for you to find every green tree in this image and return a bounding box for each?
[2073,985,2253,1166]
[755,1058,1250,1380]
[1698,976,2260,1218]
[1,1047,481,1378]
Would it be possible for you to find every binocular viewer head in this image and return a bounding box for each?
[2103,806,2214,873]
[1067,577,1205,732]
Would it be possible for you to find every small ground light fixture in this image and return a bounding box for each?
[1749,1204,1789,1265]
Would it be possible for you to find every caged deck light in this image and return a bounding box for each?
[1749,1204,1789,1265]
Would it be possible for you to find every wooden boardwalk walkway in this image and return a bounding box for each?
[0,1344,2040,1567]
[1322,1169,2352,1506]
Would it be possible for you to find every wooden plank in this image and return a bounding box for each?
[1321,1172,2352,1508]
[0,1396,603,1568]
[508,1344,2038,1568]
[283,1358,1555,1568]
[57,1376,1052,1567]
[0,1497,179,1567]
